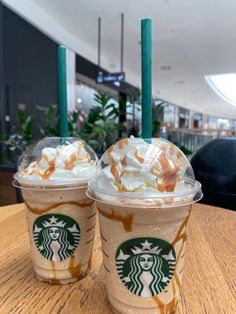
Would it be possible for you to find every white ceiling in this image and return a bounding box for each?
[29,0,236,118]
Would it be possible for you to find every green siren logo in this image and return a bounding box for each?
[116,237,176,297]
[33,214,80,261]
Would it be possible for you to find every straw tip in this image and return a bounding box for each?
[141,18,152,22]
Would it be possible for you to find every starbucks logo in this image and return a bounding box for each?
[33,214,80,261]
[116,237,176,297]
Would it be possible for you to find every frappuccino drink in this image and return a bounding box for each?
[87,137,202,313]
[14,137,97,284]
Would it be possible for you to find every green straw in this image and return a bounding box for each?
[58,46,69,137]
[141,19,152,139]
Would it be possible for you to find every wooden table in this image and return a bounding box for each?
[0,203,235,314]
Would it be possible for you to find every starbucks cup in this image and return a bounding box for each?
[13,137,98,284]
[87,137,202,313]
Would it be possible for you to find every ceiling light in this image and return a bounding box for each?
[218,118,229,124]
[77,97,82,103]
[205,73,236,107]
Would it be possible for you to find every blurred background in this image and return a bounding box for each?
[1,0,236,208]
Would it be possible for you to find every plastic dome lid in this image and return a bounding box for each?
[14,137,98,188]
[87,137,202,207]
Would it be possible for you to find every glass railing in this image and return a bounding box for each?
[169,128,235,153]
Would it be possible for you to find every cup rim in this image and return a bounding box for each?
[12,179,87,191]
[88,179,201,199]
[87,180,203,208]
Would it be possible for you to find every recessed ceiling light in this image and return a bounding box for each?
[161,66,171,71]
[77,98,82,103]
[205,73,236,107]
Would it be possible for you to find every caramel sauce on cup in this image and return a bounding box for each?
[97,207,134,232]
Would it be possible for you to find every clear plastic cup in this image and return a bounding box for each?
[13,137,98,284]
[87,137,202,313]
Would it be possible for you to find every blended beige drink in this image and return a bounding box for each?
[14,137,97,284]
[87,137,202,313]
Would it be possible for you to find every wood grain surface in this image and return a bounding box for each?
[0,203,235,314]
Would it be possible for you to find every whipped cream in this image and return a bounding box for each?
[17,140,96,183]
[96,137,192,194]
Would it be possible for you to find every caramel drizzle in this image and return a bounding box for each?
[152,275,178,313]
[31,157,56,179]
[175,238,186,268]
[51,260,56,276]
[50,261,60,285]
[25,200,94,215]
[121,156,127,166]
[107,141,181,193]
[152,207,192,311]
[97,206,134,232]
[50,278,60,285]
[169,146,175,156]
[166,276,177,313]
[110,161,121,184]
[117,138,129,149]
[152,295,165,314]
[41,159,55,179]
[101,161,109,169]
[172,276,176,304]
[133,148,145,164]
[172,208,191,247]
[68,255,81,278]
[108,150,127,192]
[152,281,179,313]
[68,255,89,281]
[64,153,77,170]
[30,141,90,179]
[177,151,182,159]
[108,146,144,192]
[174,273,181,292]
[171,210,191,294]
[88,256,92,270]
[157,152,180,192]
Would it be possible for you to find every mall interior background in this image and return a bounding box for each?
[1,1,236,206]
